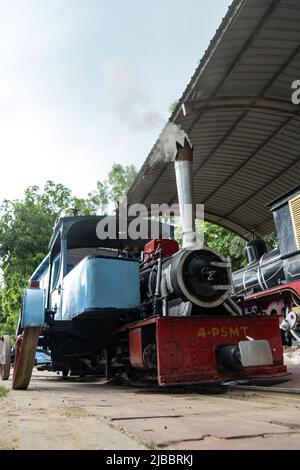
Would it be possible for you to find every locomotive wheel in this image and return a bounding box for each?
[62,368,70,379]
[12,328,40,390]
[0,335,11,381]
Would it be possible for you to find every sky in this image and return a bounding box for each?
[0,0,232,201]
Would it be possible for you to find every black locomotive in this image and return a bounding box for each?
[232,185,300,345]
[233,185,300,298]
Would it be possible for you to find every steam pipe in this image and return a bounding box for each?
[174,138,197,249]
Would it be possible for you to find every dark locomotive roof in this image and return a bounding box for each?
[49,216,174,254]
[127,0,300,239]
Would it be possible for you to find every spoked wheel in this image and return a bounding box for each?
[0,335,11,381]
[12,328,40,390]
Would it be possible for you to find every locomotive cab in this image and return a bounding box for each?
[47,216,142,322]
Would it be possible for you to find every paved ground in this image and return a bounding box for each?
[1,366,300,450]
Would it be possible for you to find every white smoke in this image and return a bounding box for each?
[102,60,164,132]
[148,122,192,167]
[101,61,191,168]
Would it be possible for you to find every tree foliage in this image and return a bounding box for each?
[87,180,110,215]
[204,223,278,271]
[204,222,246,271]
[169,100,179,114]
[88,164,137,211]
[0,182,73,335]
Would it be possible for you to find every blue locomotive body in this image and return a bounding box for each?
[27,217,142,322]
[17,215,172,380]
[61,256,140,320]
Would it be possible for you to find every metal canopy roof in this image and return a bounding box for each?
[127,0,300,239]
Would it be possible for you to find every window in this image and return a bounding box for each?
[51,255,61,291]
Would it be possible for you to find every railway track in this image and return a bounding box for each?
[222,383,300,396]
[106,375,300,397]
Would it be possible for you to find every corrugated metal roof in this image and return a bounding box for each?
[127,0,300,238]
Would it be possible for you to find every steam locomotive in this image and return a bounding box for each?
[232,185,300,345]
[0,141,287,389]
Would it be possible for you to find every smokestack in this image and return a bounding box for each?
[175,138,197,249]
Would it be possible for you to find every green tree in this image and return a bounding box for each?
[264,232,277,250]
[87,180,110,214]
[169,100,179,114]
[0,182,74,335]
[87,164,137,211]
[66,196,96,216]
[204,222,246,271]
[203,223,278,271]
[108,164,137,206]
